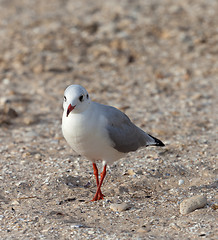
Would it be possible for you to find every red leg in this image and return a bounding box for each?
[92,163,99,186]
[92,163,105,200]
[92,164,107,201]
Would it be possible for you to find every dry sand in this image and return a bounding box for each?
[0,0,217,239]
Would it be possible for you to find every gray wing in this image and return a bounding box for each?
[98,103,158,153]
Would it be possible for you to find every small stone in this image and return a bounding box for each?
[137,226,147,233]
[169,222,181,230]
[2,78,10,85]
[0,97,9,105]
[128,169,136,176]
[180,195,207,214]
[11,199,20,205]
[70,223,85,228]
[22,152,31,158]
[23,115,38,125]
[34,153,42,159]
[178,179,184,185]
[110,202,131,212]
[211,204,218,210]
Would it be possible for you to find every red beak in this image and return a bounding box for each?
[66,104,75,117]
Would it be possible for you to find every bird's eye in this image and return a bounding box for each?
[79,95,84,102]
[63,96,67,102]
[87,94,89,99]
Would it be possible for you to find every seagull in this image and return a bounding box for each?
[62,85,165,201]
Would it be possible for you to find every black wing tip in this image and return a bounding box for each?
[148,134,165,147]
[155,139,165,147]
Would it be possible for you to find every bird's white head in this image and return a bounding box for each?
[63,85,91,116]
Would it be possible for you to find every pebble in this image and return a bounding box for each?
[178,179,184,185]
[128,169,136,176]
[0,97,9,105]
[70,224,85,228]
[180,195,207,214]
[23,115,38,125]
[169,222,181,230]
[34,153,42,159]
[110,202,131,212]
[2,78,10,85]
[211,204,218,210]
[11,199,20,205]
[137,226,147,233]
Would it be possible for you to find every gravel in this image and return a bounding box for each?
[0,0,217,239]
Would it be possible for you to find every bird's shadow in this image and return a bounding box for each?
[62,175,91,189]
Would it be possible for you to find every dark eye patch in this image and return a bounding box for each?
[79,95,84,102]
[63,96,67,102]
[87,94,89,99]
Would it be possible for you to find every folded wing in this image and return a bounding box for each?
[98,103,164,153]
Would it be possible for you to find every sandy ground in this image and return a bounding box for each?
[0,0,217,239]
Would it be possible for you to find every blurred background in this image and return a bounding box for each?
[0,0,217,115]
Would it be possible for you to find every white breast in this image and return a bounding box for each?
[62,103,125,164]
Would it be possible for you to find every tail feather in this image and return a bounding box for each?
[147,134,165,147]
